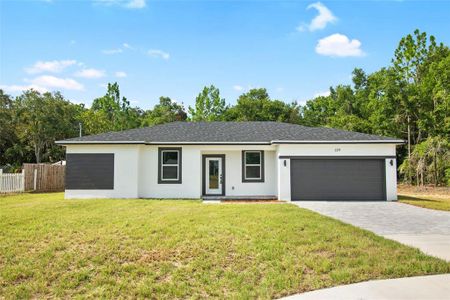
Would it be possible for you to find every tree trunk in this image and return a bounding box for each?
[34,141,42,163]
[407,115,411,159]
[407,114,411,184]
[416,169,419,186]
[434,152,438,187]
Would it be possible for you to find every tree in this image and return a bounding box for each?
[391,30,450,184]
[417,45,450,138]
[392,29,440,160]
[226,88,301,123]
[91,82,141,131]
[142,96,187,126]
[301,82,370,132]
[0,90,20,166]
[298,29,450,185]
[399,136,449,186]
[78,109,112,136]
[189,85,228,121]
[14,90,81,163]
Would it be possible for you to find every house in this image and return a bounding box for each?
[56,121,404,201]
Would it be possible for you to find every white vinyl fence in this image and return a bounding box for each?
[0,169,25,193]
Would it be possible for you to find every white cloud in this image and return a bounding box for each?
[94,0,146,9]
[126,0,145,9]
[29,75,84,91]
[315,33,365,57]
[25,60,77,74]
[115,71,127,78]
[314,90,330,98]
[102,48,123,55]
[75,68,105,79]
[0,84,48,94]
[148,49,170,60]
[102,43,134,55]
[297,2,337,32]
[233,85,270,92]
[276,87,284,93]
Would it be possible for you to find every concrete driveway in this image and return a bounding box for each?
[293,201,450,261]
[282,274,450,300]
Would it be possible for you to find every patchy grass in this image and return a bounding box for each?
[1,193,449,299]
[398,184,450,211]
[399,195,450,211]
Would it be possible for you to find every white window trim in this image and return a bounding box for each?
[244,151,262,180]
[161,150,180,181]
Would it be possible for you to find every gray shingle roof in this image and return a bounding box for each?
[56,121,404,144]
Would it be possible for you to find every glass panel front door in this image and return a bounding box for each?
[209,160,219,189]
[205,157,222,195]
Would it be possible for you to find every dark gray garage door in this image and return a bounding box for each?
[291,158,386,201]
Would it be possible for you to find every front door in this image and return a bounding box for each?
[205,156,224,195]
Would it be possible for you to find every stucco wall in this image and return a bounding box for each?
[385,158,398,201]
[277,156,291,201]
[138,145,202,198]
[276,143,398,201]
[277,143,397,157]
[138,145,277,198]
[65,144,140,199]
[201,149,277,197]
[64,143,399,201]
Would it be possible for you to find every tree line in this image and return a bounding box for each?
[0,30,448,185]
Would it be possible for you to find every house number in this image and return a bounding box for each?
[334,148,341,152]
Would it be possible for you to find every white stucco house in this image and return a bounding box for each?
[56,121,404,201]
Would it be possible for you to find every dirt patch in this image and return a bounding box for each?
[398,184,450,200]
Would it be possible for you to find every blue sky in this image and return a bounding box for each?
[1,0,449,109]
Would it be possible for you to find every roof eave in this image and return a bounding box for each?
[145,141,271,145]
[55,140,272,145]
[55,140,147,145]
[271,140,406,144]
[56,139,406,145]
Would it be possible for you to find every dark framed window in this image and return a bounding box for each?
[242,150,264,182]
[158,147,182,184]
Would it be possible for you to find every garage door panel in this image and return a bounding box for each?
[291,159,385,201]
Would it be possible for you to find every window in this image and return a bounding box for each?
[242,150,264,182]
[66,153,114,190]
[158,148,182,184]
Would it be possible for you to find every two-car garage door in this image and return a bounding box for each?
[291,158,386,201]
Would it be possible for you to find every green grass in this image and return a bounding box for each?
[399,195,450,211]
[1,193,449,299]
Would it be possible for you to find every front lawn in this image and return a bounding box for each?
[398,184,450,211]
[399,195,450,211]
[1,193,449,298]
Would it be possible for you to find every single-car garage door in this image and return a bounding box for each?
[291,158,386,201]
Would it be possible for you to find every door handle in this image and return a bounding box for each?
[220,174,223,184]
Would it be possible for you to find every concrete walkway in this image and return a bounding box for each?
[282,274,450,300]
[293,201,450,261]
